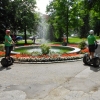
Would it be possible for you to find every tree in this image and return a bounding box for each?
[0,0,10,42]
[80,0,100,37]
[0,0,39,43]
[89,0,100,36]
[47,0,76,42]
[9,0,39,44]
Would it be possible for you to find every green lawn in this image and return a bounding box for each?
[68,37,86,44]
[16,39,33,45]
[16,38,85,45]
[16,36,100,45]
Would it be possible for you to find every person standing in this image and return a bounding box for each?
[11,33,16,42]
[87,30,98,60]
[4,30,14,60]
[32,36,35,44]
[62,33,67,46]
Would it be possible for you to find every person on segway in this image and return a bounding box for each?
[4,29,15,60]
[87,30,98,63]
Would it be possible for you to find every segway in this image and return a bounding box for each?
[1,45,14,67]
[83,43,100,67]
[83,53,100,67]
[1,57,14,67]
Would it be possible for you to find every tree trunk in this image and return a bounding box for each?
[24,27,27,44]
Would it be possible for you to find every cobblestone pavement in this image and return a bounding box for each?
[0,42,100,100]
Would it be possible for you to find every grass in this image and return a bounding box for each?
[14,36,100,46]
[95,36,100,39]
[64,36,100,44]
[16,39,33,45]
[16,38,83,45]
[68,37,86,44]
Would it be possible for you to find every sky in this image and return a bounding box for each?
[36,0,50,14]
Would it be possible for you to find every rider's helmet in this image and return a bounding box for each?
[89,30,94,34]
[6,30,10,34]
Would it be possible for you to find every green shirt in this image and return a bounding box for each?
[5,35,12,46]
[87,34,96,45]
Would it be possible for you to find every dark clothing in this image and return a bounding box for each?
[5,46,13,57]
[88,44,95,52]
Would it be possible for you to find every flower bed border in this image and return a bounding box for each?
[0,44,89,63]
[11,53,84,63]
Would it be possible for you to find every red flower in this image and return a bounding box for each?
[81,48,89,53]
[0,51,5,56]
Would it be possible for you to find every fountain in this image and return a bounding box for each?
[11,45,81,63]
[11,13,81,62]
[13,44,80,55]
[36,14,50,44]
[14,45,79,53]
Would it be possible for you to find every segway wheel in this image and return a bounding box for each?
[9,57,14,64]
[1,58,8,67]
[83,53,90,65]
[93,57,100,67]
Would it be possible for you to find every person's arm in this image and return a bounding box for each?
[94,36,98,43]
[11,39,15,44]
[5,36,14,45]
[5,37,11,44]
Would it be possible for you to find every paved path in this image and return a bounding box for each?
[0,41,100,100]
[0,60,100,100]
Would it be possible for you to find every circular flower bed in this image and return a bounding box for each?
[11,53,84,63]
[0,44,89,63]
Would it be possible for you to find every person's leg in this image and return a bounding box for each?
[88,45,95,59]
[8,46,12,58]
[91,44,95,59]
[88,45,92,59]
[91,52,94,59]
[5,46,10,59]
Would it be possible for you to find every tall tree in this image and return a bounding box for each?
[0,0,39,43]
[89,0,100,36]
[0,0,10,42]
[10,0,38,44]
[46,0,100,40]
[47,0,75,42]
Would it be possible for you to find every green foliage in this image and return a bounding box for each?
[51,0,70,39]
[1,0,100,43]
[78,41,87,50]
[0,44,4,51]
[46,0,86,41]
[40,44,50,55]
[0,0,39,42]
[47,0,100,41]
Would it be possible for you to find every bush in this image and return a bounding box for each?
[78,41,87,50]
[0,44,4,51]
[40,44,50,55]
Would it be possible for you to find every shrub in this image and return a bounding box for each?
[78,41,87,50]
[40,44,50,55]
[0,44,4,51]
